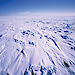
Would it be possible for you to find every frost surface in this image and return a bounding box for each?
[0,16,75,75]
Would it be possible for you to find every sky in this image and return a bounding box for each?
[0,0,75,16]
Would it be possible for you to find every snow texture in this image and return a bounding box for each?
[0,16,75,75]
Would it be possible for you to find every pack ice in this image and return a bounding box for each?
[0,16,75,75]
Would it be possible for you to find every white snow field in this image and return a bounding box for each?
[0,16,75,75]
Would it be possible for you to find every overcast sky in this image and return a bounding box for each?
[0,0,75,15]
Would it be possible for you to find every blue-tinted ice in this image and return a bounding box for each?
[0,16,75,75]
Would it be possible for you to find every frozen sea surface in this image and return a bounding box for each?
[0,16,75,75]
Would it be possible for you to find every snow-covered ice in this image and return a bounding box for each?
[0,16,75,75]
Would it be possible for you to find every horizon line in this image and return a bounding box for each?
[0,12,75,16]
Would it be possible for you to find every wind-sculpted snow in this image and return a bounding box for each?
[0,16,75,75]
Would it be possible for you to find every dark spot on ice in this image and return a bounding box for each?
[27,30,30,32]
[58,31,61,32]
[53,67,56,73]
[20,41,25,45]
[71,47,75,50]
[31,69,34,75]
[40,66,43,75]
[35,69,38,71]
[69,70,75,75]
[21,49,24,55]
[29,64,32,70]
[26,32,29,35]
[43,67,46,70]
[64,31,68,32]
[64,61,70,68]
[40,37,42,39]
[7,73,9,75]
[22,31,26,35]
[69,60,75,65]
[24,68,28,75]
[51,59,55,65]
[47,70,52,75]
[54,32,57,33]
[40,66,42,72]
[16,49,19,51]
[14,39,18,42]
[70,38,73,40]
[66,24,70,29]
[28,41,34,45]
[68,43,71,45]
[28,41,31,44]
[69,41,73,43]
[31,33,34,36]
[60,35,68,39]
[44,35,48,38]
[71,47,73,49]
[0,34,2,37]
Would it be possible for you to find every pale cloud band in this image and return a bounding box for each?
[16,12,75,16]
